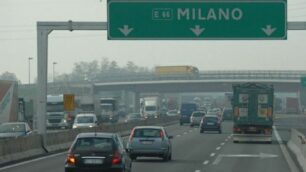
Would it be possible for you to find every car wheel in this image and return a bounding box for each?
[219,130,222,134]
[180,122,183,126]
[130,155,137,161]
[200,129,204,133]
[168,153,172,161]
[162,153,169,161]
[190,124,193,127]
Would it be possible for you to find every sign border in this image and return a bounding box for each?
[107,0,287,40]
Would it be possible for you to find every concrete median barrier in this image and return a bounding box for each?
[0,116,178,166]
[0,134,45,165]
[288,128,306,171]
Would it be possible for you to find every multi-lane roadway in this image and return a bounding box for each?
[0,115,303,172]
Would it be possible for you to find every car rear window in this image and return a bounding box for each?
[205,117,218,123]
[193,112,204,117]
[73,137,113,152]
[134,129,162,138]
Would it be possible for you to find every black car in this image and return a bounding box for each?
[65,132,132,172]
[200,115,222,134]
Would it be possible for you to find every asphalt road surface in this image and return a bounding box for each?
[0,115,302,172]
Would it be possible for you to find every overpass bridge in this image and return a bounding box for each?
[19,70,306,113]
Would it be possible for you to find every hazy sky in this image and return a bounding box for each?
[1,0,306,83]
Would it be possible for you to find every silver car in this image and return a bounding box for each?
[190,111,205,127]
[72,113,98,129]
[0,122,32,139]
[127,126,173,161]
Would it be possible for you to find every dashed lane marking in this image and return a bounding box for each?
[184,132,188,135]
[210,153,216,157]
[203,160,209,165]
[216,146,221,150]
[221,142,225,146]
[195,170,201,172]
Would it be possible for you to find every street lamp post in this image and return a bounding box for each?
[28,57,33,84]
[53,62,57,82]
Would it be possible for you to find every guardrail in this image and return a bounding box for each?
[0,116,178,166]
[288,128,306,171]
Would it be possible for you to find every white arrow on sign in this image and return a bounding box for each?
[190,25,205,37]
[262,25,277,36]
[118,25,134,36]
[213,153,278,165]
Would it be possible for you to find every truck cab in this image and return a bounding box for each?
[232,83,274,143]
[46,95,74,129]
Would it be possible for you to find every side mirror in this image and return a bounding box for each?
[168,136,174,139]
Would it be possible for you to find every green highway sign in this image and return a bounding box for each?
[301,77,306,87]
[108,0,287,40]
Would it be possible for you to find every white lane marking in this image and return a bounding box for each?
[203,160,209,165]
[212,153,278,165]
[0,152,66,171]
[216,146,221,150]
[225,139,228,142]
[176,134,181,137]
[221,142,225,146]
[273,126,299,172]
[210,153,216,157]
[189,129,193,132]
[195,170,201,172]
[184,132,188,135]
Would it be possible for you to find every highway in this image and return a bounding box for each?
[0,115,302,172]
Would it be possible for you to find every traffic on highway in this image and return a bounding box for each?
[1,0,306,172]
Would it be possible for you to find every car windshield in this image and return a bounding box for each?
[76,116,94,123]
[134,129,162,138]
[0,123,25,133]
[128,114,140,119]
[193,112,204,117]
[145,106,156,111]
[205,117,218,123]
[73,137,113,152]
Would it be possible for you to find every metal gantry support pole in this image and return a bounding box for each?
[36,21,107,148]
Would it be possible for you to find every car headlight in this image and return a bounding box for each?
[72,125,77,129]
[89,125,93,128]
[63,119,67,123]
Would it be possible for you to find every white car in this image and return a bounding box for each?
[73,113,98,129]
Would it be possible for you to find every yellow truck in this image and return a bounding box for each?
[155,66,199,79]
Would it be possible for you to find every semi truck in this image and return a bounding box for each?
[97,98,119,123]
[154,65,199,79]
[232,83,274,143]
[46,94,76,129]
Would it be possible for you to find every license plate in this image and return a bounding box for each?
[248,127,257,131]
[141,141,153,145]
[84,159,103,164]
[206,122,214,125]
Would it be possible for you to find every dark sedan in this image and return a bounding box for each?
[200,115,222,134]
[65,132,132,172]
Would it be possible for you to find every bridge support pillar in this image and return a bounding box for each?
[134,92,140,113]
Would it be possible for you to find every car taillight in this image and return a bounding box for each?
[233,127,241,133]
[160,130,164,138]
[66,154,76,165]
[129,128,135,141]
[112,151,121,165]
[234,107,239,117]
[267,108,273,118]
